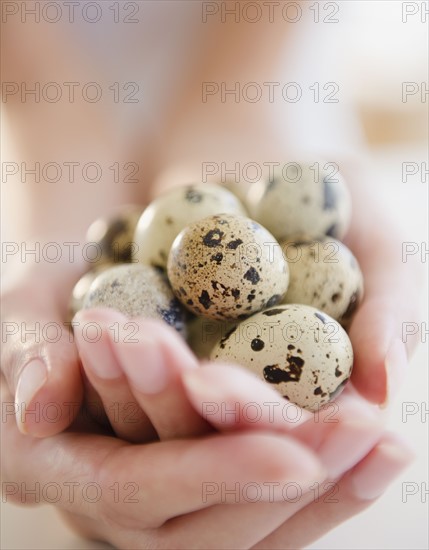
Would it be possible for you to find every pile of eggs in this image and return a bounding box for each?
[71,163,364,411]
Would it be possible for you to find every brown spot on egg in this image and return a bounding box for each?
[266,294,281,308]
[251,338,265,351]
[185,188,203,203]
[243,267,260,285]
[211,252,224,265]
[227,238,243,249]
[314,386,327,397]
[203,229,224,248]
[326,224,338,237]
[263,355,304,384]
[199,290,213,310]
[262,308,285,317]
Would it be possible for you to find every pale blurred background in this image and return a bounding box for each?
[1,1,428,548]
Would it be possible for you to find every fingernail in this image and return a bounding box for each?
[318,421,383,479]
[74,311,123,380]
[114,334,168,394]
[382,338,408,408]
[15,359,48,431]
[349,439,414,500]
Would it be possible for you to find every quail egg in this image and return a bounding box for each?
[187,316,236,359]
[82,264,187,335]
[134,183,246,270]
[247,162,351,241]
[86,205,142,265]
[220,179,252,211]
[69,265,110,320]
[167,213,289,321]
[210,304,353,411]
[281,236,363,326]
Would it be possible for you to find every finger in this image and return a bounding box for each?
[111,317,210,440]
[74,308,157,443]
[182,366,386,481]
[347,295,408,405]
[1,287,83,437]
[149,374,383,548]
[1,386,325,531]
[253,432,414,549]
[154,399,385,550]
[182,363,314,432]
[343,163,423,405]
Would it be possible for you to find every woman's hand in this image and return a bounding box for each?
[2,360,413,550]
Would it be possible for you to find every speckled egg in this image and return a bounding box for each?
[187,316,236,359]
[167,213,289,321]
[210,304,353,411]
[82,264,187,335]
[86,205,142,265]
[69,265,110,320]
[134,183,246,270]
[247,162,351,241]
[220,179,251,211]
[281,237,364,326]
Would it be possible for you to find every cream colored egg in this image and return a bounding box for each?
[167,213,289,321]
[69,265,110,320]
[247,162,351,241]
[134,183,246,270]
[281,237,364,326]
[82,264,186,335]
[220,179,252,211]
[86,205,142,266]
[187,316,237,359]
[210,304,353,411]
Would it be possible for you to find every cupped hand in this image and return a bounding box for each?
[62,311,413,547]
[2,358,413,550]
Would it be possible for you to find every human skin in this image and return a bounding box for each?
[0,4,422,548]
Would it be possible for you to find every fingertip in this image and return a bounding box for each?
[73,306,129,326]
[381,338,408,408]
[347,432,415,501]
[18,339,84,437]
[348,300,392,404]
[351,336,408,406]
[352,355,387,404]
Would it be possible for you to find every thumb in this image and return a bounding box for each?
[2,288,83,437]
